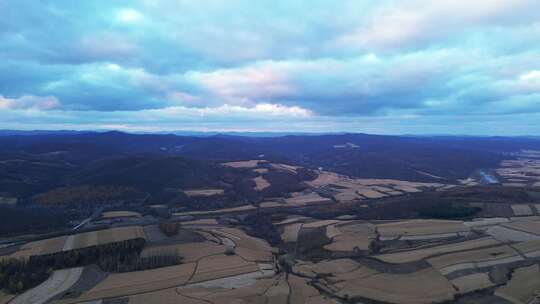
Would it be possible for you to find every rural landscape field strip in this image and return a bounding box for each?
[374,237,502,264]
[10,267,83,304]
[495,264,540,304]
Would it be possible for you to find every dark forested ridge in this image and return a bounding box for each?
[1,131,539,202]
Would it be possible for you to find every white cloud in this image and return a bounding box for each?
[116,8,143,23]
[339,0,538,49]
[0,95,59,110]
[154,103,312,118]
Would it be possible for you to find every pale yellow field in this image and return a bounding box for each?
[377,219,469,239]
[325,224,341,239]
[101,211,141,218]
[294,259,361,278]
[451,273,495,295]
[428,245,521,275]
[357,188,386,199]
[253,176,270,190]
[174,205,256,216]
[67,263,196,302]
[213,228,273,253]
[235,246,273,262]
[253,168,269,174]
[281,223,303,242]
[183,189,225,197]
[288,274,323,304]
[190,255,259,283]
[11,235,68,259]
[307,171,443,204]
[307,171,342,187]
[181,218,219,225]
[128,287,204,304]
[324,234,372,252]
[285,192,332,207]
[333,189,362,202]
[324,222,374,252]
[67,226,145,250]
[303,220,342,229]
[375,237,500,264]
[260,201,284,208]
[275,216,310,226]
[269,163,299,173]
[333,267,455,304]
[222,160,265,168]
[495,264,540,304]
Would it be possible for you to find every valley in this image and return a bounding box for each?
[1,133,540,303]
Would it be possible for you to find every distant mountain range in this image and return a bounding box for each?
[1,131,540,201]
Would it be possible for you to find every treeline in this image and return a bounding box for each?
[418,204,481,219]
[32,185,144,206]
[0,259,51,293]
[243,213,281,246]
[0,238,182,294]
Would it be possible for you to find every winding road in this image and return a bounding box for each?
[10,267,83,304]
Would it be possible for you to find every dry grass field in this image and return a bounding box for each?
[16,216,540,304]
[497,154,540,186]
[181,218,219,225]
[253,168,269,174]
[173,205,256,217]
[253,176,270,190]
[451,272,495,295]
[375,237,501,264]
[10,235,68,259]
[331,267,455,304]
[189,255,259,283]
[259,201,284,208]
[101,211,141,218]
[303,220,342,229]
[323,222,375,252]
[62,226,145,251]
[495,264,540,304]
[128,287,203,304]
[281,223,303,242]
[269,163,299,173]
[284,192,332,207]
[68,263,196,302]
[306,171,445,203]
[294,258,363,278]
[428,245,522,275]
[183,189,225,197]
[222,160,266,168]
[377,219,469,240]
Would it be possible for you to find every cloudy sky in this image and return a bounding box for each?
[1,0,540,134]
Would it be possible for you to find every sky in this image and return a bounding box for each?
[1,0,540,135]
